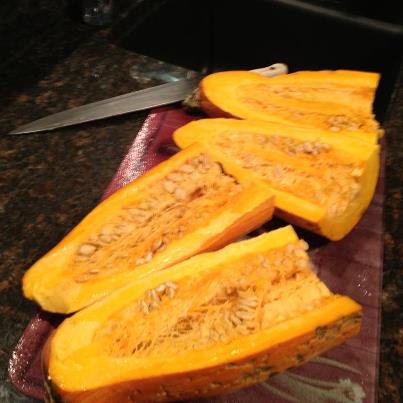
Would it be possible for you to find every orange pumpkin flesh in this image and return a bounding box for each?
[44,226,361,403]
[174,119,379,240]
[199,70,381,143]
[23,143,275,314]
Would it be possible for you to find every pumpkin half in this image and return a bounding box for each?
[174,119,379,240]
[199,70,381,143]
[43,226,361,403]
[23,143,275,314]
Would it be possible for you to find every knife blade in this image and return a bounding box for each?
[8,78,200,135]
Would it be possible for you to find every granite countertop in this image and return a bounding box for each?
[0,2,401,402]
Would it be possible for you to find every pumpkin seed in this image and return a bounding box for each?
[114,224,133,236]
[100,225,114,235]
[230,313,242,326]
[235,309,255,320]
[152,239,164,252]
[167,172,182,182]
[150,289,160,302]
[163,180,175,193]
[179,164,194,173]
[174,188,187,201]
[144,251,153,263]
[99,234,113,244]
[139,300,149,314]
[239,298,258,308]
[155,284,167,293]
[255,134,268,144]
[167,286,176,298]
[351,168,363,177]
[78,243,97,256]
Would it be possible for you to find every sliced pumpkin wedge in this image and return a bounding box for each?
[199,70,381,143]
[174,119,379,240]
[43,226,361,403]
[23,143,274,314]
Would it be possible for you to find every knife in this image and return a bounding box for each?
[8,63,287,135]
[8,78,199,135]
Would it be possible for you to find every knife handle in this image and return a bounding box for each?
[251,63,288,77]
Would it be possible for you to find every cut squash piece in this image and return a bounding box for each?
[199,70,381,143]
[174,119,379,240]
[23,143,275,314]
[43,226,361,403]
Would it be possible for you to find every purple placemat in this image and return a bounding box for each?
[9,106,384,402]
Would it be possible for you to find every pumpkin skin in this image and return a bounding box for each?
[174,119,380,240]
[23,143,275,314]
[43,226,361,403]
[199,70,381,143]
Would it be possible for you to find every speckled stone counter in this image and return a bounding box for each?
[0,2,401,402]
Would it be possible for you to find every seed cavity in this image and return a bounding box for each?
[95,240,329,359]
[72,154,243,283]
[214,131,364,217]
